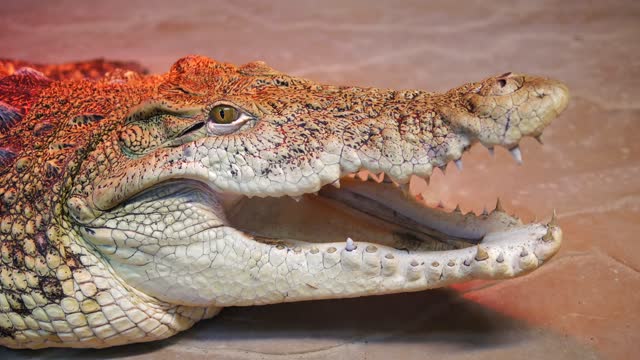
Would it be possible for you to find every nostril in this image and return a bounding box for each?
[497,79,507,88]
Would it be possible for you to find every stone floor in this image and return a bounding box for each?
[1,0,638,359]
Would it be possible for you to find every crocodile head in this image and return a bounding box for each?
[69,56,568,306]
[0,56,569,348]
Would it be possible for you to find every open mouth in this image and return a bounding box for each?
[223,165,561,284]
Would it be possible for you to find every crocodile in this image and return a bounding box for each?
[0,56,569,349]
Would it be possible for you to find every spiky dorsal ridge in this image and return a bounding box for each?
[0,58,148,81]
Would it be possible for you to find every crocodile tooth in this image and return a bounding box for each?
[549,209,558,227]
[415,193,425,201]
[510,146,523,164]
[331,179,340,188]
[291,195,302,202]
[437,201,445,209]
[494,198,504,212]
[542,227,554,242]
[439,164,447,175]
[475,246,490,261]
[482,207,489,216]
[454,159,463,171]
[400,183,410,197]
[382,173,393,184]
[535,135,544,144]
[453,204,462,213]
[487,147,495,157]
[345,237,356,251]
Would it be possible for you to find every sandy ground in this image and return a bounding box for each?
[1,1,639,359]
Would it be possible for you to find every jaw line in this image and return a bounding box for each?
[222,170,561,264]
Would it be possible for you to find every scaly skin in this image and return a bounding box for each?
[0,56,569,348]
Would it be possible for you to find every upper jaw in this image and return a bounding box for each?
[83,72,569,217]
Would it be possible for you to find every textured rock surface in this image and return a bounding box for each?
[0,0,637,359]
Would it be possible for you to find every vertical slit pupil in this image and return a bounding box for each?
[210,105,238,124]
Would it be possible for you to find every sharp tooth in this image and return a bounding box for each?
[542,227,554,242]
[453,204,462,213]
[437,201,445,209]
[510,146,523,164]
[455,159,463,171]
[475,246,490,261]
[535,135,544,145]
[292,195,302,202]
[416,193,425,201]
[345,237,356,251]
[382,173,393,184]
[424,176,431,186]
[357,171,368,181]
[494,198,504,212]
[488,147,495,157]
[400,183,411,197]
[331,179,341,188]
[549,209,558,227]
[439,164,447,175]
[482,207,489,216]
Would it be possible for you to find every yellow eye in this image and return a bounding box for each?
[209,105,239,124]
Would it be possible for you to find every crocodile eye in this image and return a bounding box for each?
[209,105,239,124]
[206,104,254,135]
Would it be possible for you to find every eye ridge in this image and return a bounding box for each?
[209,104,240,124]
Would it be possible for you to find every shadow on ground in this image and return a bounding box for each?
[2,289,585,359]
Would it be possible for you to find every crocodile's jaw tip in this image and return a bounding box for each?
[443,73,570,152]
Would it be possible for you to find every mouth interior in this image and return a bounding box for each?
[223,174,515,253]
